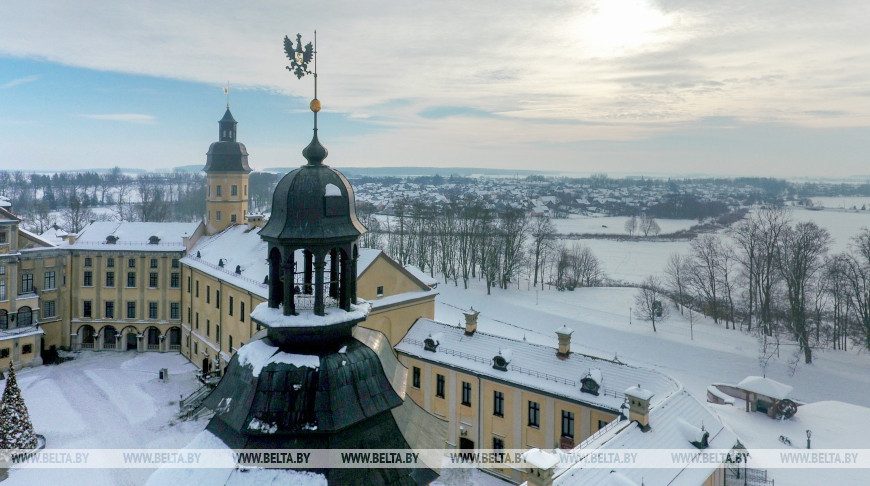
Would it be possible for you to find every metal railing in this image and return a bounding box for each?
[576,417,624,450]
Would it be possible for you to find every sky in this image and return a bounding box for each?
[1,0,869,177]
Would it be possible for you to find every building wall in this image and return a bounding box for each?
[398,353,618,483]
[205,173,249,235]
[358,254,428,300]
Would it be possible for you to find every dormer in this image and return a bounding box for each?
[678,419,710,449]
[581,369,602,396]
[492,348,512,371]
[106,235,119,244]
[148,235,161,245]
[424,333,441,352]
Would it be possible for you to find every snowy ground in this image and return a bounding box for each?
[433,277,870,484]
[713,401,870,486]
[550,215,697,236]
[806,196,870,210]
[5,351,206,486]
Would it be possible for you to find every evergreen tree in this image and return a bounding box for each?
[0,362,38,450]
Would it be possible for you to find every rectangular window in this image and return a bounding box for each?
[493,437,504,450]
[21,273,33,293]
[206,319,210,337]
[493,391,504,417]
[194,342,198,355]
[377,285,384,296]
[412,366,420,389]
[561,410,575,439]
[244,185,247,196]
[22,344,32,354]
[171,258,179,268]
[0,280,5,301]
[128,258,136,268]
[83,300,92,318]
[127,272,136,287]
[0,265,5,275]
[231,185,238,196]
[436,374,445,398]
[84,257,92,267]
[83,271,93,286]
[598,420,608,431]
[105,271,115,287]
[149,272,158,288]
[528,401,540,428]
[230,214,237,223]
[195,312,199,329]
[196,281,200,297]
[107,257,114,268]
[216,290,220,308]
[240,301,245,321]
[229,335,233,351]
[150,258,158,269]
[216,185,222,197]
[170,272,179,288]
[229,296,234,316]
[43,300,56,318]
[127,301,136,319]
[461,381,472,406]
[206,285,210,303]
[216,325,220,343]
[187,307,191,322]
[0,348,8,358]
[148,302,158,319]
[105,301,114,319]
[44,271,56,290]
[187,276,191,293]
[216,210,222,221]
[0,232,6,244]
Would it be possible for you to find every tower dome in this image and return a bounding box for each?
[204,107,252,235]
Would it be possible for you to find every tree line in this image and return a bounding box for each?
[652,207,870,362]
[357,197,604,295]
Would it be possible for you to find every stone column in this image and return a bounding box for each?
[283,257,295,316]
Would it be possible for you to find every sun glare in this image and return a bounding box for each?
[577,0,674,55]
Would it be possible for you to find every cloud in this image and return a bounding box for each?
[0,74,39,89]
[80,113,156,124]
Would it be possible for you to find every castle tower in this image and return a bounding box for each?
[199,34,446,484]
[203,107,252,235]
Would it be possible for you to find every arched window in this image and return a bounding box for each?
[17,306,32,327]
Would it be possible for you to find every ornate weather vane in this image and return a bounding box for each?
[222,81,230,108]
[284,31,327,165]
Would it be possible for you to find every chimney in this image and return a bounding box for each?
[182,233,190,251]
[625,384,654,432]
[246,213,265,229]
[523,448,557,486]
[555,325,573,359]
[463,307,480,336]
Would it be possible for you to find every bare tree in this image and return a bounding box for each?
[529,215,557,288]
[844,228,870,350]
[639,213,661,237]
[664,252,689,314]
[687,235,724,325]
[776,221,831,363]
[62,191,93,233]
[634,276,670,332]
[624,215,637,237]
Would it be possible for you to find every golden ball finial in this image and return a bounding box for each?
[310,99,321,113]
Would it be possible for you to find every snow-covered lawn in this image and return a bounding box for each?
[5,351,205,486]
[806,196,870,211]
[788,207,870,252]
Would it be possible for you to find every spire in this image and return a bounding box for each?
[284,31,326,165]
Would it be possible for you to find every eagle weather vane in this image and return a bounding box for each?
[284,33,314,79]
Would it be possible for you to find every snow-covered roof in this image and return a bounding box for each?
[524,448,559,469]
[18,227,57,248]
[404,264,438,287]
[250,301,371,328]
[181,224,383,298]
[370,290,437,310]
[70,221,200,251]
[625,384,655,401]
[38,225,68,245]
[736,376,793,400]
[555,390,738,486]
[396,319,680,411]
[236,338,320,377]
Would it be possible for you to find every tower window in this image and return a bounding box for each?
[231,185,238,196]
[231,214,237,223]
[216,185,222,197]
[216,211,222,221]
